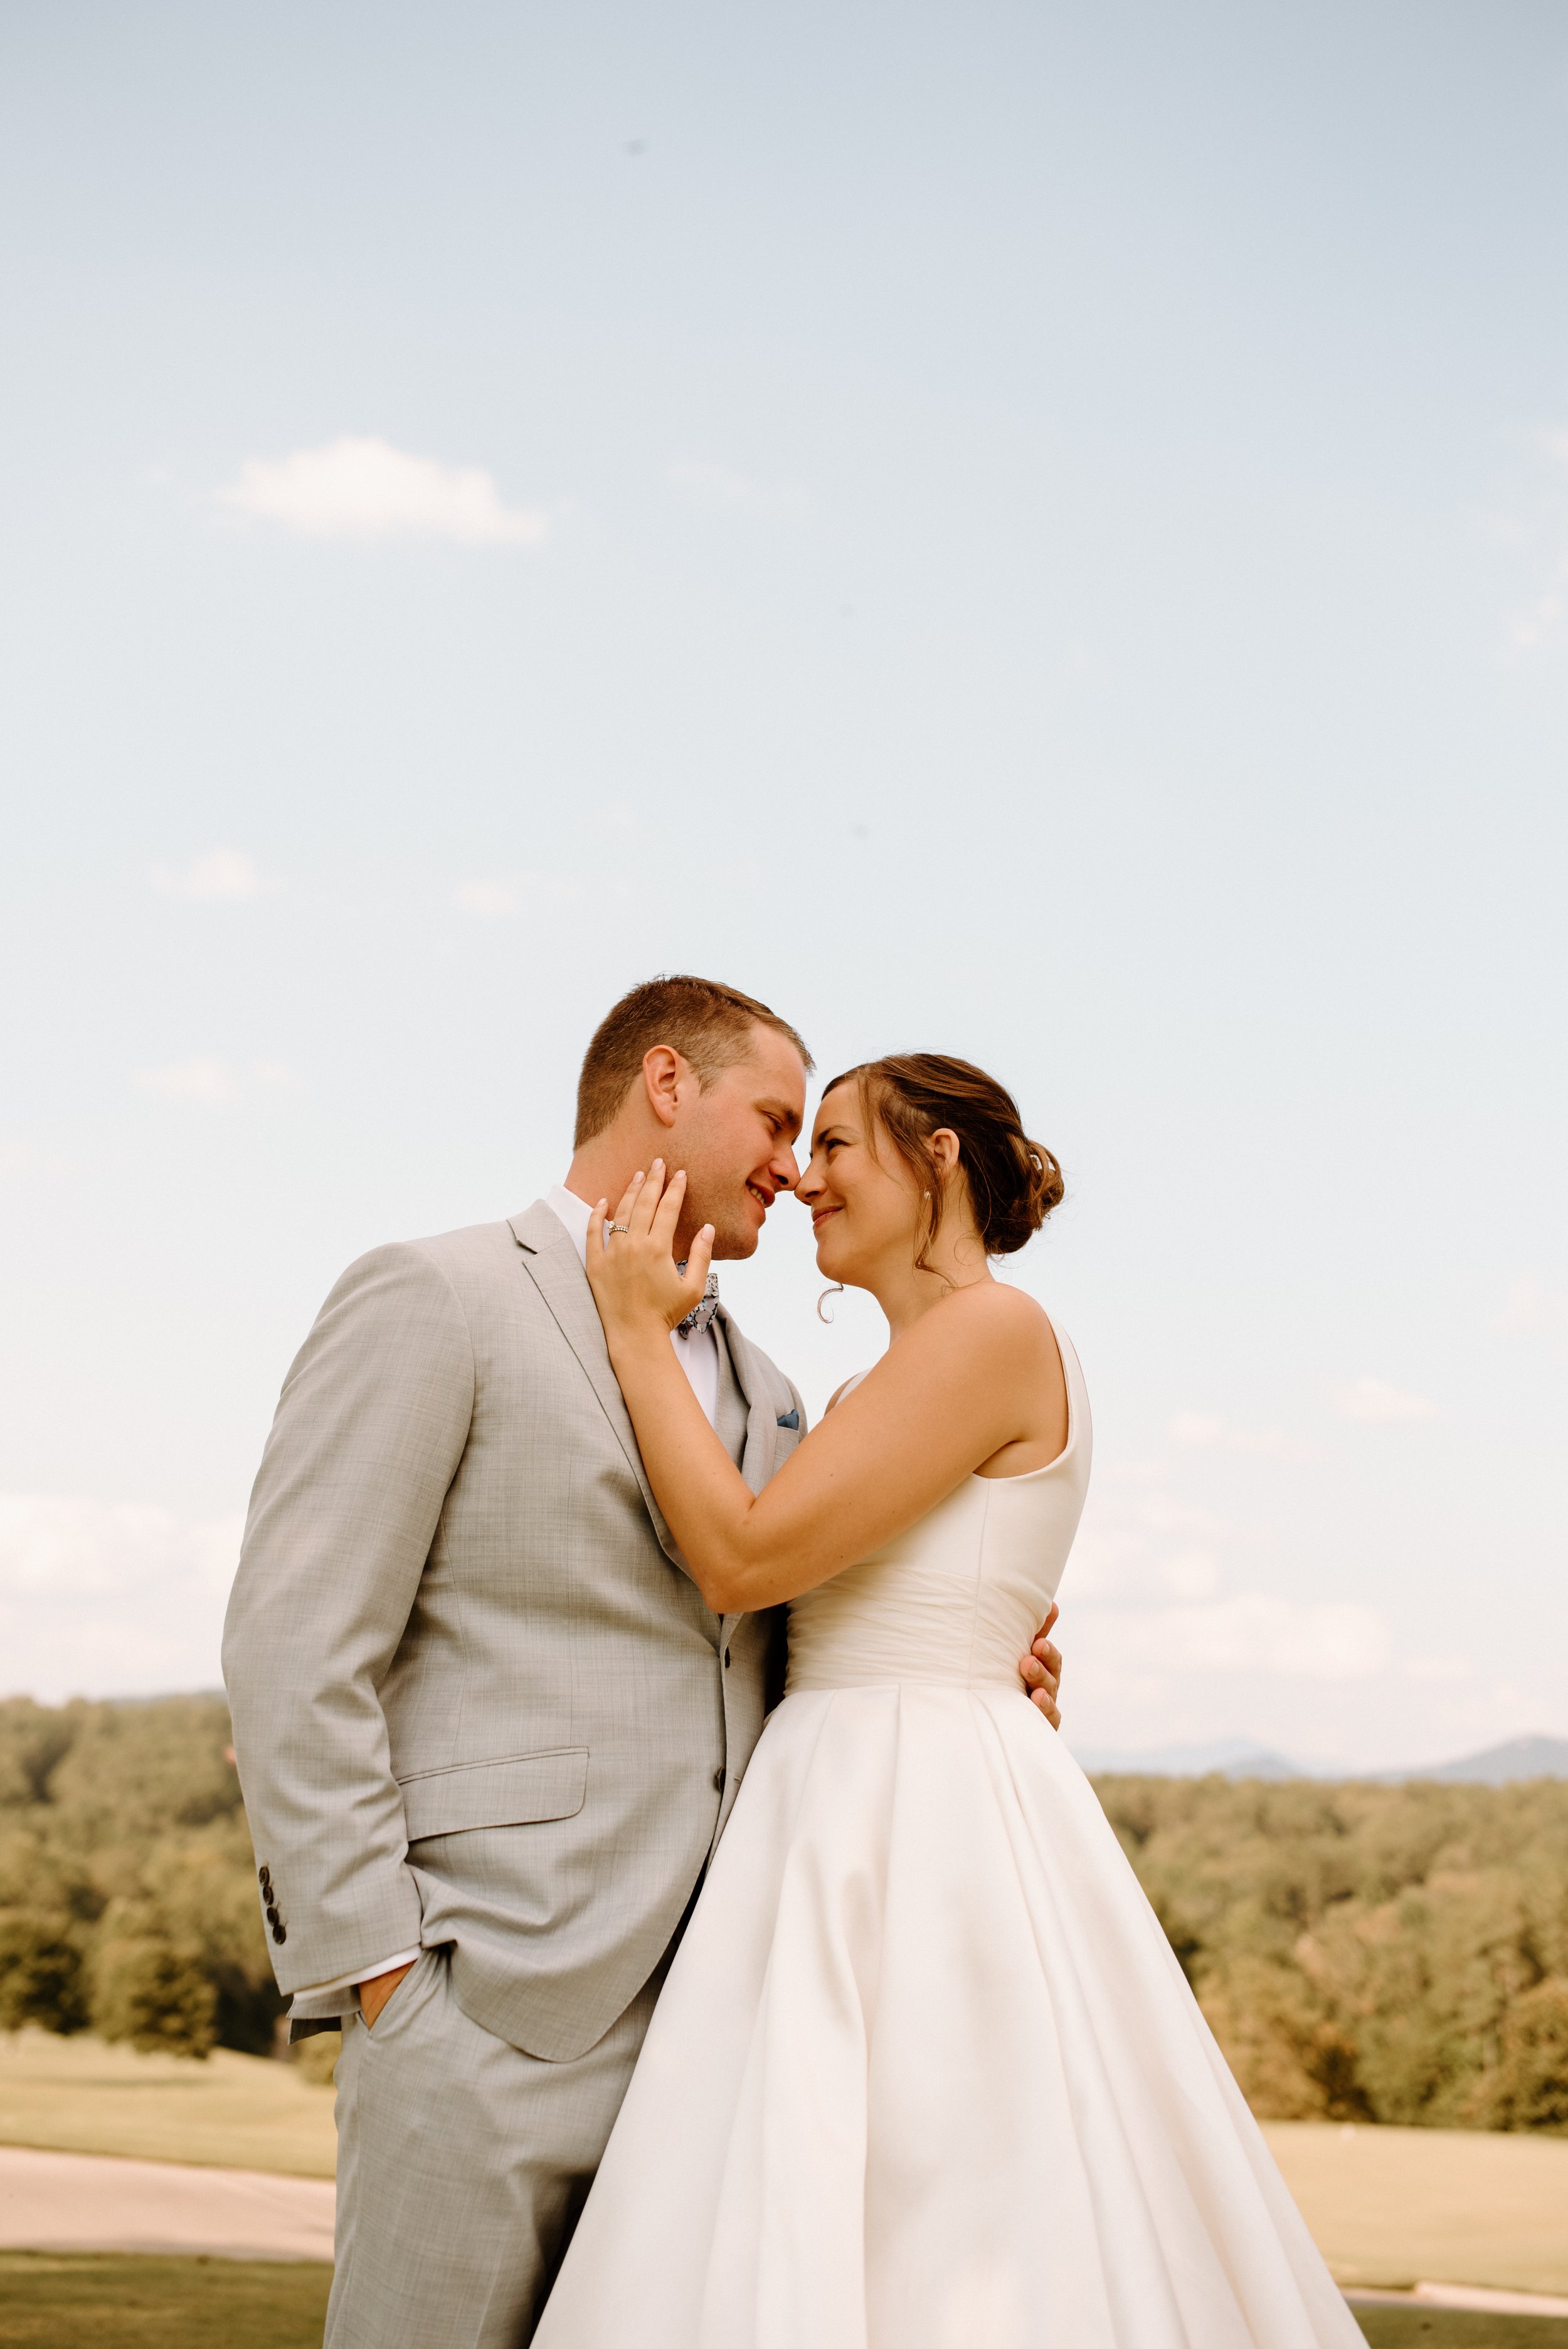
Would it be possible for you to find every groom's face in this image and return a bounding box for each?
[673,1025,807,1260]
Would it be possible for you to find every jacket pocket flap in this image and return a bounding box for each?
[399,1748,588,1842]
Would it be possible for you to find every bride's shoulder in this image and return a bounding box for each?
[899,1281,1060,1383]
[943,1280,1055,1344]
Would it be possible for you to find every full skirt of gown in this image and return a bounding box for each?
[533,1680,1363,2349]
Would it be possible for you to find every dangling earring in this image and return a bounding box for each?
[817,1284,844,1325]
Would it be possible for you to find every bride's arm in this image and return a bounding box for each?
[585,1163,1059,1616]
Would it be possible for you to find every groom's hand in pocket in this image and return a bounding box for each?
[359,1962,416,2030]
[1018,1602,1062,1728]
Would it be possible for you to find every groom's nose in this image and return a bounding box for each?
[772,1145,801,1192]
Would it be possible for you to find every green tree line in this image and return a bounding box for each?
[1098,1773,1568,2133]
[0,1695,280,2059]
[1,1695,1565,2130]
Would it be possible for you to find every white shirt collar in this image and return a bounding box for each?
[545,1182,594,1268]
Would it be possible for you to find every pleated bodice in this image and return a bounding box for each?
[785,1323,1093,1695]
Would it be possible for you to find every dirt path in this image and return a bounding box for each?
[0,2146,334,2263]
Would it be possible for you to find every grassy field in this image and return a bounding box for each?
[0,2255,1563,2349]
[4,2030,1567,2325]
[1263,2122,1568,2296]
[0,2028,337,2176]
[1352,2313,1568,2348]
[0,2252,333,2346]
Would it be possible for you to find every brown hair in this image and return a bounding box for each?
[575,974,813,1146]
[824,1053,1063,1263]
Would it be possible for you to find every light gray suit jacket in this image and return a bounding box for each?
[221,1201,803,2063]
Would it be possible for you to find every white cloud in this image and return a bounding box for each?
[133,1057,297,1105]
[151,848,268,901]
[1402,1655,1469,1684]
[1062,1467,1391,1767]
[454,872,635,916]
[591,800,642,840]
[1057,1442,1559,1771]
[1078,1593,1390,1682]
[1510,575,1568,652]
[1493,1277,1568,1338]
[1332,1376,1438,1424]
[455,879,538,917]
[1061,1616,1565,1776]
[1168,1411,1318,1460]
[667,459,808,524]
[0,1491,241,1702]
[135,1056,238,1105]
[1067,1486,1228,1605]
[216,437,547,546]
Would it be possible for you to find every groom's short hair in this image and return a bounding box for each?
[575,975,813,1145]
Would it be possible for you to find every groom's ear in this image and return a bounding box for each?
[642,1046,687,1130]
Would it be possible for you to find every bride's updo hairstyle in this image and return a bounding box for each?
[826,1054,1064,1265]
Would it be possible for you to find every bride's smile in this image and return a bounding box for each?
[795,1080,964,1308]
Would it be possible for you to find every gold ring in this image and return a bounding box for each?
[608,1223,631,1235]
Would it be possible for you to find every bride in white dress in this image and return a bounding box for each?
[536,1054,1361,2349]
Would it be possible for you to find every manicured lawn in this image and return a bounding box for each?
[1352,2308,1568,2347]
[0,2028,336,2177]
[5,2034,1566,2326]
[3,2254,1566,2349]
[1263,2122,1568,2297]
[0,2252,332,2346]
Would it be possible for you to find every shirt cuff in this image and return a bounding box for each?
[295,1947,422,2002]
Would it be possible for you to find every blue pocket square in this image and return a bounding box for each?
[776,1409,800,1430]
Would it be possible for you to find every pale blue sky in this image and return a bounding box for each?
[1,1,1565,1764]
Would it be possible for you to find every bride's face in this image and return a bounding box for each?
[795,1083,924,1285]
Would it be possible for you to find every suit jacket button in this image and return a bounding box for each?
[257,1867,270,1887]
[272,1924,287,1945]
[265,1905,280,1927]
[712,1767,726,1793]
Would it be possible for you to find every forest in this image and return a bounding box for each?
[1,1694,1565,2133]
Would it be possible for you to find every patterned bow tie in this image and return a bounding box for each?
[675,1265,719,1340]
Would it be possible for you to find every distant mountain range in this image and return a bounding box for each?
[1070,1732,1568,1786]
[1071,1737,1301,1780]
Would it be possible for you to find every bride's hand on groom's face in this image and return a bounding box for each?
[1018,1601,1062,1729]
[587,1162,715,1347]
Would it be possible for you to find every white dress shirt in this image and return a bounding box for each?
[297,1182,723,2007]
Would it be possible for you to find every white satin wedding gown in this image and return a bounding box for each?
[536,1327,1360,2348]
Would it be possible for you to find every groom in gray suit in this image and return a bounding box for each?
[223,973,1062,2347]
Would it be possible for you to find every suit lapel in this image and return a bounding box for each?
[508,1200,686,1572]
[715,1307,780,1499]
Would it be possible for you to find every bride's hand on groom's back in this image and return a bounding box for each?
[1018,1600,1062,1728]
